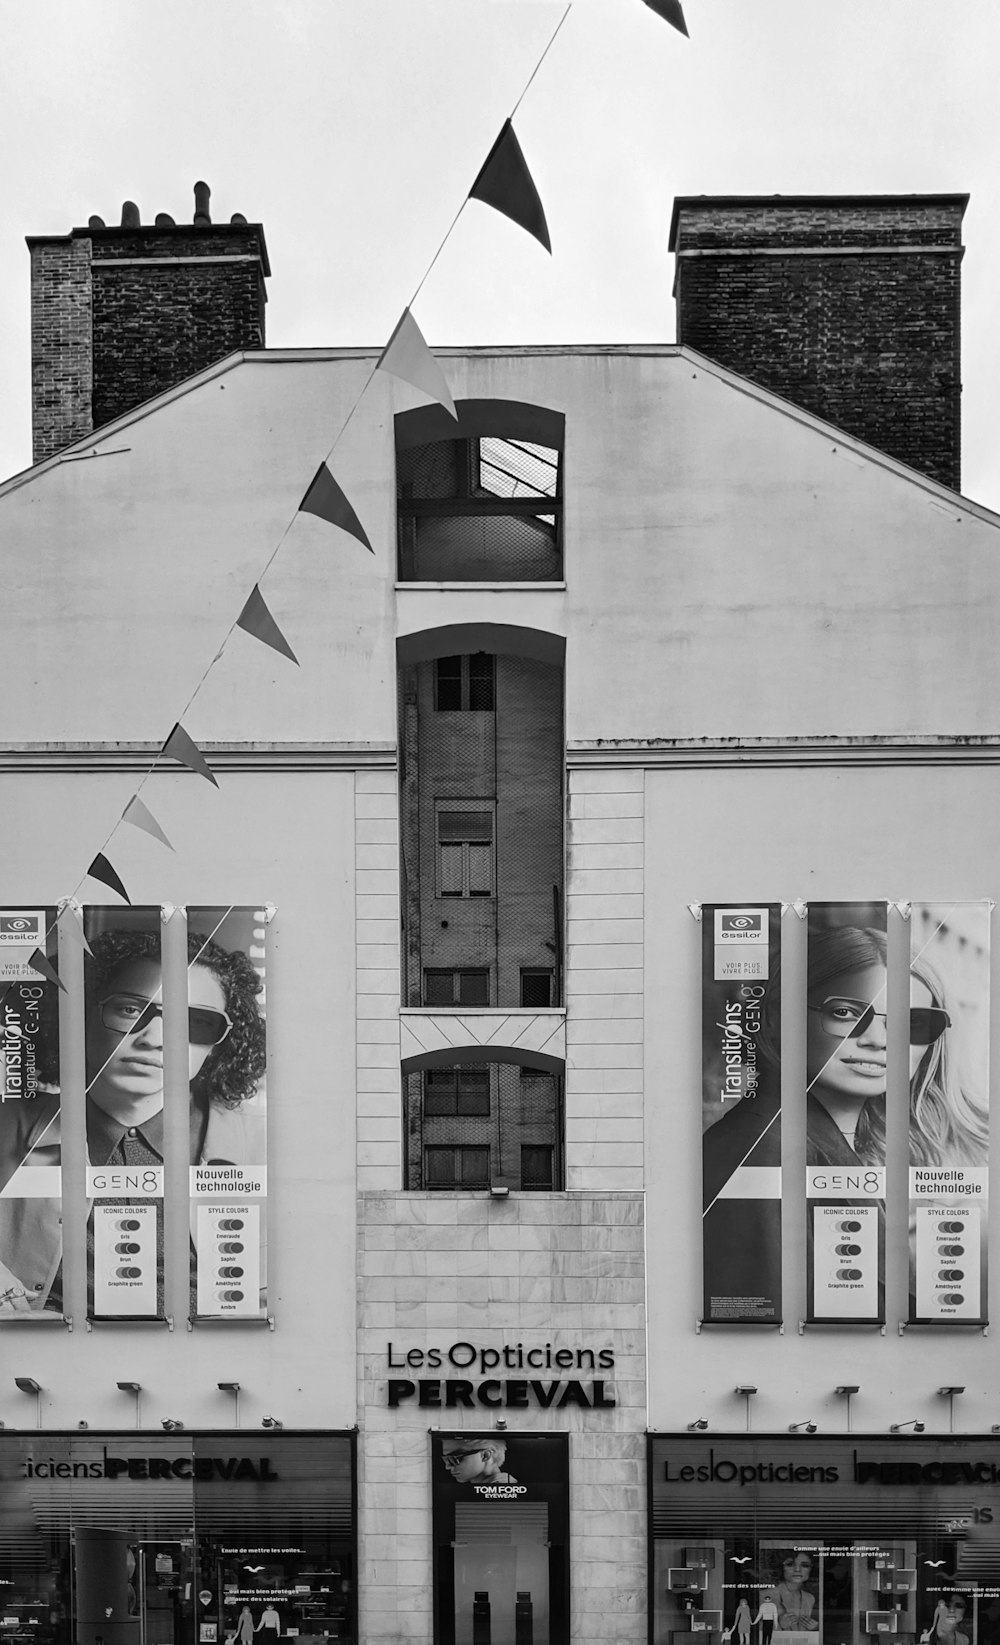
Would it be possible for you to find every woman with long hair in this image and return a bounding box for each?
[801,925,986,1169]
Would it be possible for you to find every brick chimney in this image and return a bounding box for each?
[669,194,967,491]
[28,182,270,464]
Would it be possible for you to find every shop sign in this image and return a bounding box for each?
[22,1451,278,1481]
[384,1339,617,1409]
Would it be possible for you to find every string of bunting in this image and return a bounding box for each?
[23,0,689,923]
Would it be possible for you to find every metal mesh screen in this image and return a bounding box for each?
[397,437,562,581]
[404,1061,563,1190]
[399,652,563,1010]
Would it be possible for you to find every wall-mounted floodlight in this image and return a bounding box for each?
[788,1421,817,1433]
[835,1385,860,1432]
[261,1416,283,1429]
[687,1419,709,1431]
[218,1381,241,1427]
[890,1419,925,1433]
[735,1386,757,1433]
[161,1418,184,1432]
[117,1381,142,1428]
[14,1378,43,1428]
[938,1386,965,1433]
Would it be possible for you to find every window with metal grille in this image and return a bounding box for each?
[520,968,554,1007]
[425,1146,491,1189]
[397,434,562,582]
[423,969,490,1007]
[434,653,495,712]
[518,1068,558,1123]
[521,1145,555,1190]
[424,1064,490,1117]
[436,803,494,897]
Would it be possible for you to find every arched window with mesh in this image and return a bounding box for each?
[395,401,564,583]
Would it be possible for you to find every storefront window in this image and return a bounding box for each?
[431,1432,569,1645]
[650,1436,1000,1645]
[0,1434,355,1645]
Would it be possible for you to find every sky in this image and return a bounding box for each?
[2,1,999,506]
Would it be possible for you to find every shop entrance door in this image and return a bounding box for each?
[134,1542,191,1645]
[452,1504,551,1645]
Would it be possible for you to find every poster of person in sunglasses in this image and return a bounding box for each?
[83,906,267,1321]
[804,903,987,1322]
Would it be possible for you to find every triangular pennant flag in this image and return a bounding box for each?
[58,905,93,955]
[87,853,131,904]
[162,723,219,787]
[299,465,374,553]
[378,309,458,420]
[469,120,551,253]
[123,795,175,852]
[26,947,66,993]
[642,0,689,34]
[236,585,299,665]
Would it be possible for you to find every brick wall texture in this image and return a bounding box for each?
[30,237,93,464]
[672,198,965,490]
[30,224,267,462]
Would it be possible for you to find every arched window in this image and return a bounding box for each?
[395,400,564,583]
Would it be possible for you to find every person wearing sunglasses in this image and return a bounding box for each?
[802,926,985,1170]
[0,927,265,1315]
[440,1436,516,1485]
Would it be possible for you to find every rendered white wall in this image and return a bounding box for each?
[4,348,1000,753]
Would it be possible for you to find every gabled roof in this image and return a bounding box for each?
[1,340,998,531]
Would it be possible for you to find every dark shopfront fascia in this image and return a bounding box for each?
[0,1432,355,1645]
[650,1434,1000,1645]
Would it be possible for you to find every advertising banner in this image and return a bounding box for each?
[805,902,887,1324]
[431,1431,569,1645]
[701,905,782,1324]
[187,907,268,1321]
[908,902,990,1325]
[0,907,61,1318]
[84,907,166,1320]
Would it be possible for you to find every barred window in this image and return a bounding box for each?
[437,803,494,897]
[434,653,495,712]
[424,1064,490,1118]
[423,969,490,1007]
[425,1146,491,1189]
[521,1145,555,1190]
[520,968,554,1007]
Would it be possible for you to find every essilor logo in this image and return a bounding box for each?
[0,914,41,937]
[719,912,763,935]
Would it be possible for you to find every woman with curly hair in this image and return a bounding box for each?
[84,927,266,1153]
[0,926,266,1315]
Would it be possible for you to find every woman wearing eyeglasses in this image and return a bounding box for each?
[0,928,265,1314]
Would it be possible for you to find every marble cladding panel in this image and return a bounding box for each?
[355,771,401,1192]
